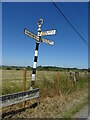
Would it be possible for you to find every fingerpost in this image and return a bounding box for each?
[24,19,56,89]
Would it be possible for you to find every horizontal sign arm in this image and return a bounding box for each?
[41,30,56,36]
[41,37,54,45]
[24,29,39,41]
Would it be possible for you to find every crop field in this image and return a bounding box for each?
[1,69,88,118]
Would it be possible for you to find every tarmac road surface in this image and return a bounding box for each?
[72,105,89,119]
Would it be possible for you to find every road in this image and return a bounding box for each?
[72,105,89,119]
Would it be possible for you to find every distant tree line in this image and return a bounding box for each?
[0,65,88,72]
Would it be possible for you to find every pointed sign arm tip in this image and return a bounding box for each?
[24,28,25,34]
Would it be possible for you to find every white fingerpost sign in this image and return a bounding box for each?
[24,19,56,89]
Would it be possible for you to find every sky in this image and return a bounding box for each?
[2,2,88,68]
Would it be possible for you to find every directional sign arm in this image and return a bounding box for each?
[41,30,56,36]
[41,37,54,45]
[24,28,39,41]
[24,28,55,45]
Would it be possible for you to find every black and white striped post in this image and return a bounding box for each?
[31,19,43,90]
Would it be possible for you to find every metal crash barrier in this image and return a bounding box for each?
[0,88,40,108]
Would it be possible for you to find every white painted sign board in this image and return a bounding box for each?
[24,29,39,41]
[41,37,54,45]
[41,30,56,36]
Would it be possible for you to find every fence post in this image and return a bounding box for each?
[84,71,87,78]
[57,71,60,95]
[23,68,26,107]
[23,68,26,91]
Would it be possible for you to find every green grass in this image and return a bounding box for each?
[62,98,88,118]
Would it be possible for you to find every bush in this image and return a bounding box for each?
[6,67,12,70]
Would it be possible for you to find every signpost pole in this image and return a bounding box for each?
[31,19,43,90]
[31,42,39,89]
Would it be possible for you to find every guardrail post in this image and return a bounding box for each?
[37,89,40,106]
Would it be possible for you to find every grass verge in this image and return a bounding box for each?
[62,98,88,119]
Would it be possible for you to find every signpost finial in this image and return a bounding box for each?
[38,18,43,28]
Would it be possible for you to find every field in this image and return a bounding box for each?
[1,69,88,118]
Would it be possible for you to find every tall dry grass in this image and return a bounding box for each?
[2,70,88,98]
